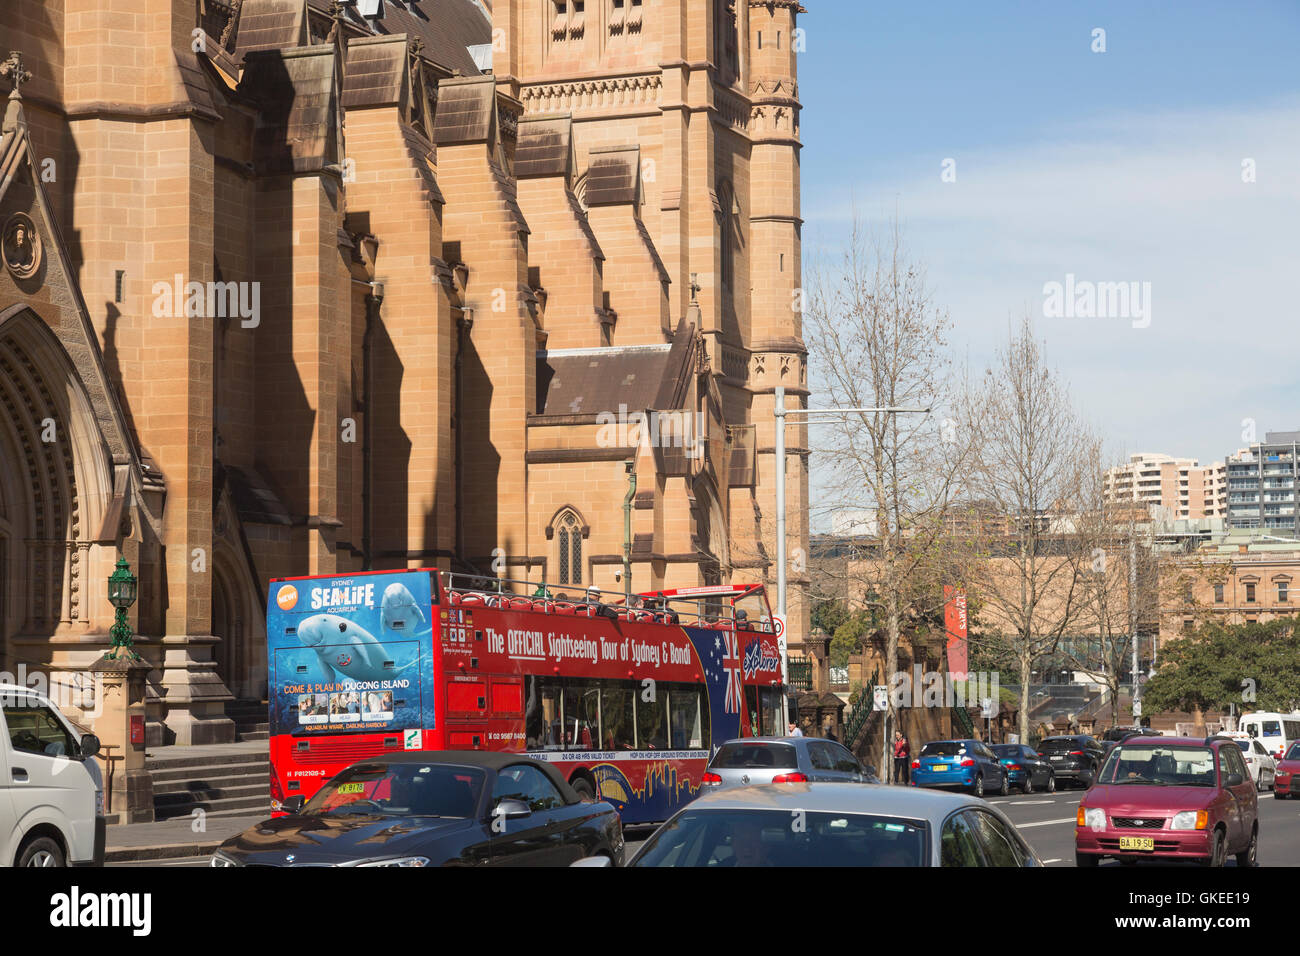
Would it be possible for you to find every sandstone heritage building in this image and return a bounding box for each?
[0,0,810,744]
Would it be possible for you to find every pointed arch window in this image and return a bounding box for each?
[557,509,583,587]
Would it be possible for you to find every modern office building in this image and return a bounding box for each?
[1226,432,1300,534]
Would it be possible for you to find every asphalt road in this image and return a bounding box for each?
[112,787,1300,867]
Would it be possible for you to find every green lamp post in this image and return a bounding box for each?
[107,557,140,661]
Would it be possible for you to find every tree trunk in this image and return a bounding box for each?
[1019,655,1032,742]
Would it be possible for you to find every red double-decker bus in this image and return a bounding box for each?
[266,570,786,825]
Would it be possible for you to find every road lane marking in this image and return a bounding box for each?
[1016,816,1078,829]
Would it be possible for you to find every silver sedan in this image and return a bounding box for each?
[703,736,880,789]
[621,783,1044,867]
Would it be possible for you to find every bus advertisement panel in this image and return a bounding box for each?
[266,571,439,809]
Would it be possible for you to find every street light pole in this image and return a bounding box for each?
[771,391,931,731]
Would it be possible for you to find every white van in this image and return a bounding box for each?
[0,683,105,866]
[1239,711,1300,762]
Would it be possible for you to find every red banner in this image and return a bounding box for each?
[944,585,968,677]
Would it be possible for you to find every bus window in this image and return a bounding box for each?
[601,684,636,750]
[1287,721,1300,741]
[525,677,561,751]
[561,680,599,750]
[669,686,707,750]
[637,689,669,750]
[758,687,782,737]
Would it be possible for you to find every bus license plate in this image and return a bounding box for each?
[932,764,948,772]
[1119,837,1154,852]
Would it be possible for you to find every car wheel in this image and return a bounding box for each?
[1256,771,1265,792]
[1023,774,1033,795]
[1075,852,1098,868]
[1046,773,1056,793]
[973,774,984,798]
[17,836,64,867]
[1000,773,1011,796]
[570,776,597,803]
[1236,825,1258,868]
[1201,829,1226,868]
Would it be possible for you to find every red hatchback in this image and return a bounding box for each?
[1274,742,1300,798]
[1075,735,1258,867]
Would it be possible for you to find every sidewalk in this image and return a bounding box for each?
[105,812,266,864]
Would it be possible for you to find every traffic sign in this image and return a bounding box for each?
[872,686,888,711]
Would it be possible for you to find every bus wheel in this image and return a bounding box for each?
[571,776,597,803]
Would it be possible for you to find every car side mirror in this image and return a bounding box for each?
[282,795,305,814]
[862,765,876,778]
[1225,773,1244,788]
[78,733,101,760]
[571,856,613,867]
[494,798,532,820]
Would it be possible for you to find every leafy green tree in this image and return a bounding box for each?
[812,599,851,638]
[1144,617,1300,725]
[830,612,871,668]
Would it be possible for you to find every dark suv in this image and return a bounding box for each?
[1038,735,1107,788]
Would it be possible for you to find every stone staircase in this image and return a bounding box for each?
[227,698,270,742]
[148,741,270,821]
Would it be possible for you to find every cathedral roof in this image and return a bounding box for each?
[305,0,492,76]
[535,344,673,417]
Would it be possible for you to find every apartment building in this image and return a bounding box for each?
[1104,453,1227,521]
[1226,432,1300,534]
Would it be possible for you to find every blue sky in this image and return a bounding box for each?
[797,0,1300,487]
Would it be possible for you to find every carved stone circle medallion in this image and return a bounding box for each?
[2,213,41,280]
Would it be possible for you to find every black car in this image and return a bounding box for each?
[990,744,1055,794]
[1100,727,1145,755]
[211,751,624,867]
[1036,735,1106,788]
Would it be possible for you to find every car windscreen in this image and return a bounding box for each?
[630,808,929,867]
[1287,743,1300,761]
[709,742,798,770]
[1261,721,1282,736]
[1236,740,1252,752]
[1097,745,1217,787]
[990,745,1020,758]
[919,741,966,757]
[1037,738,1080,753]
[301,762,485,818]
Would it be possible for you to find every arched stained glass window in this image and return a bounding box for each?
[557,509,583,586]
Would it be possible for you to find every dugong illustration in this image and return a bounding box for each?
[380,582,426,634]
[297,613,410,682]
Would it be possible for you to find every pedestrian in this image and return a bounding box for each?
[893,730,911,785]
[787,720,803,737]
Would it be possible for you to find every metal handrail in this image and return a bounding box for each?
[438,570,779,633]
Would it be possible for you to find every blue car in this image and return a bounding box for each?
[911,739,1009,798]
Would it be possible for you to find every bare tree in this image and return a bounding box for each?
[958,317,1097,742]
[805,215,969,777]
[1057,445,1148,728]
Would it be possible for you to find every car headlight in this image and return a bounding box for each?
[1080,808,1106,831]
[341,856,431,867]
[1171,810,1208,831]
[210,851,239,867]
